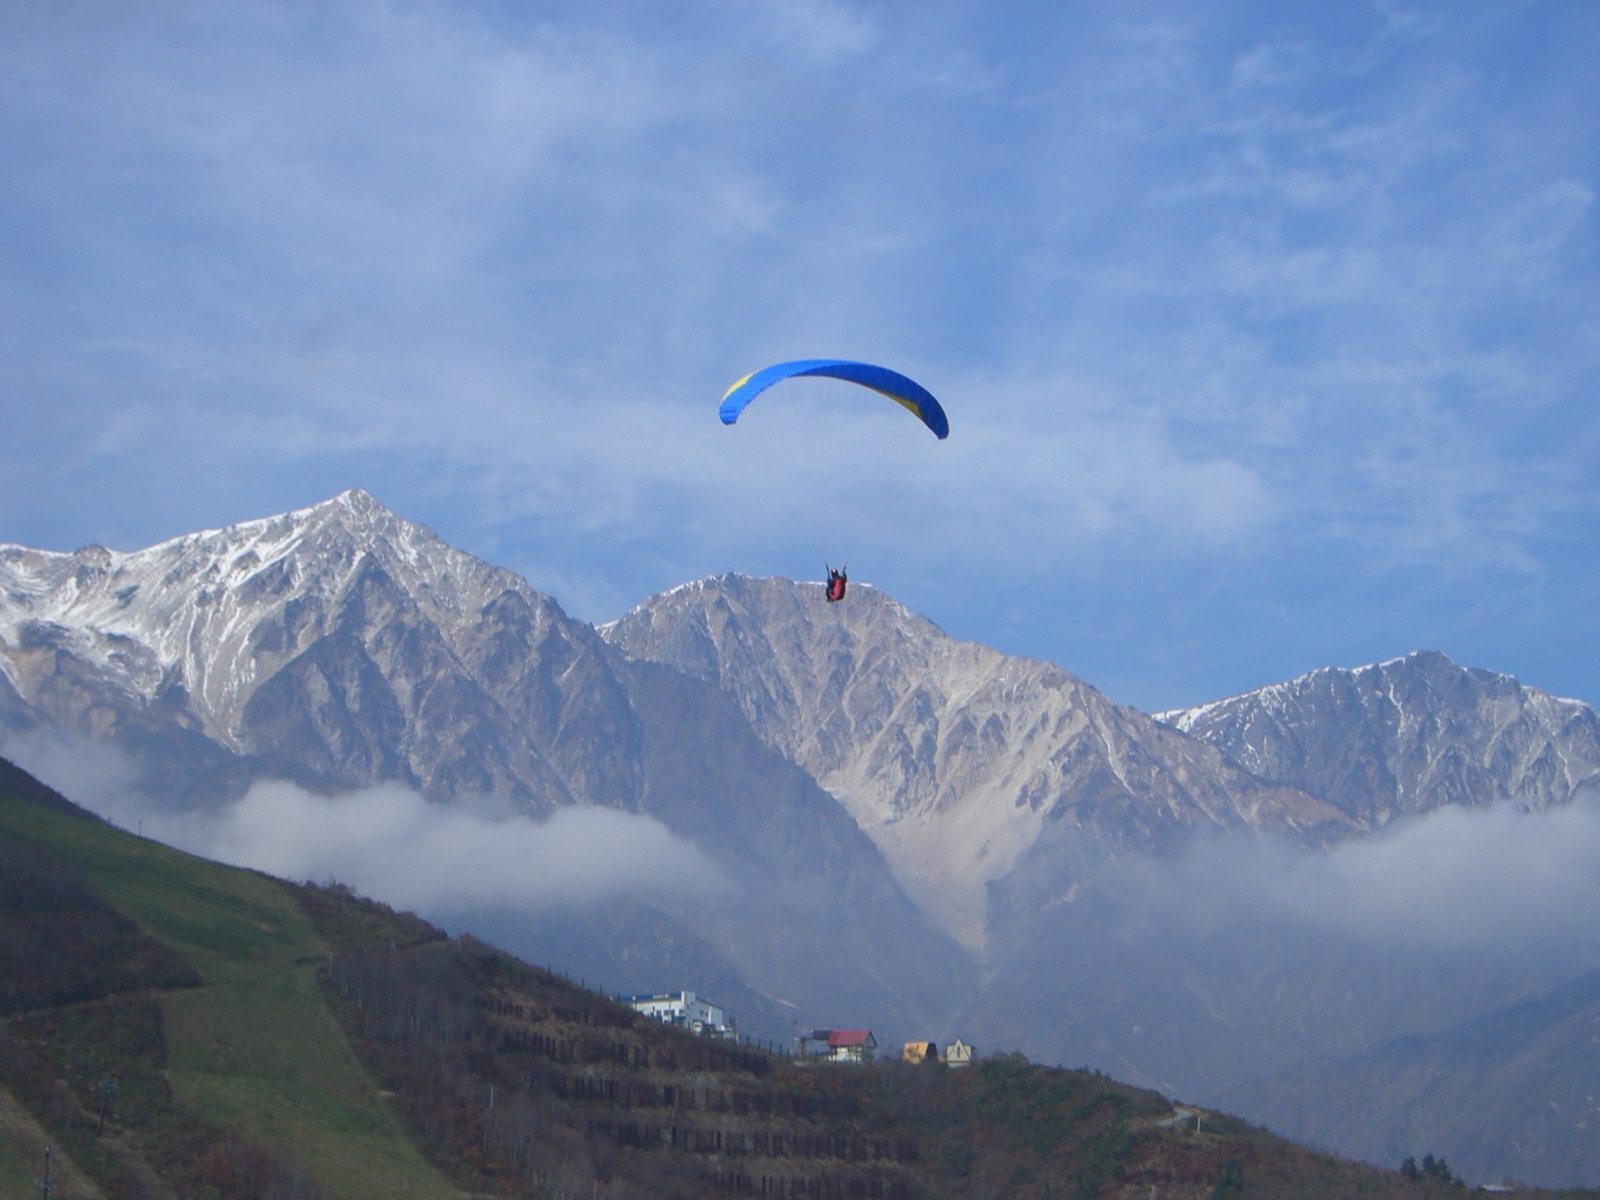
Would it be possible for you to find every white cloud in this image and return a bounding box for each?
[173,781,733,913]
[0,730,729,914]
[0,728,140,817]
[1230,42,1310,90]
[1111,794,1600,954]
[762,0,878,64]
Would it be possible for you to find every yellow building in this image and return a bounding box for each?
[902,1041,939,1064]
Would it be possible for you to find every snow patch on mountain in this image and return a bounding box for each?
[1155,651,1600,821]
[0,490,557,752]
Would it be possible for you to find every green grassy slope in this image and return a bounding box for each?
[0,789,459,1200]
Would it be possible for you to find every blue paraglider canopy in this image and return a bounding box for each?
[719,359,949,440]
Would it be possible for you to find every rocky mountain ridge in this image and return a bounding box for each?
[0,488,640,809]
[602,574,1351,947]
[1,489,506,742]
[1156,652,1600,826]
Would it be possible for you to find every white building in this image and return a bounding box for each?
[619,991,737,1040]
[943,1039,975,1067]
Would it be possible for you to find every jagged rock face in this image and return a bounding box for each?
[1155,651,1600,825]
[601,574,1350,947]
[0,490,640,809]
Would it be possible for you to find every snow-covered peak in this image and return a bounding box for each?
[0,491,556,749]
[1154,651,1600,819]
[1155,651,1592,731]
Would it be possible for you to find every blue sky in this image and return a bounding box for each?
[1,0,1597,712]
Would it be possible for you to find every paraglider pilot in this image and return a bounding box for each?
[826,566,848,603]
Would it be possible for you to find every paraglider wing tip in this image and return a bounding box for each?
[721,371,756,403]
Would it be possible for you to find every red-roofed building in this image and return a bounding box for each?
[797,1028,878,1063]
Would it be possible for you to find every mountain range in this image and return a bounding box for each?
[4,489,1599,1186]
[1227,963,1600,1189]
[0,491,974,1049]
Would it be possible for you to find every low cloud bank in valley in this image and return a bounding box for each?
[1106,792,1600,956]
[0,729,139,820]
[178,781,732,914]
[5,728,1598,963]
[1,731,728,915]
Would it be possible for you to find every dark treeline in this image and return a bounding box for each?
[190,1138,332,1200]
[0,837,200,1013]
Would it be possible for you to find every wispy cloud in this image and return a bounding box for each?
[762,0,878,64]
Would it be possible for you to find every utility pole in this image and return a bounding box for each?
[97,1077,119,1135]
[34,1144,52,1200]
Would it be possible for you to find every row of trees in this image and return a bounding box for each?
[1400,1154,1464,1187]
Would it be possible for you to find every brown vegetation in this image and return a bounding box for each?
[304,890,1512,1200]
